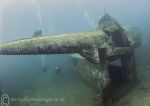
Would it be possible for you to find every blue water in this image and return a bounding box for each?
[0,0,150,106]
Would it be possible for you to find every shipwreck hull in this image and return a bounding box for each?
[74,50,137,106]
[76,58,110,106]
[0,13,142,106]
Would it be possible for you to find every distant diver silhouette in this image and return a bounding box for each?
[54,66,61,74]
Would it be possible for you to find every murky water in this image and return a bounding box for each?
[0,0,150,106]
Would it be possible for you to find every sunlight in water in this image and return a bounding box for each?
[33,0,46,68]
[76,0,96,29]
[0,0,6,43]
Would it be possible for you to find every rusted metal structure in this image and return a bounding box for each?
[0,14,141,106]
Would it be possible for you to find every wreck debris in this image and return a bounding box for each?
[0,13,141,106]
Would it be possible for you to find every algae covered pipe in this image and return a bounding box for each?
[0,31,106,55]
[0,13,141,64]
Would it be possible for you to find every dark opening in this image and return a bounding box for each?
[108,58,130,101]
[112,31,124,47]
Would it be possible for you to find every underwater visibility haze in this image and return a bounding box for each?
[0,0,150,106]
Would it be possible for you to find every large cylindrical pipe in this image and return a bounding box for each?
[0,31,106,55]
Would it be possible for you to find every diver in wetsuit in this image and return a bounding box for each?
[32,29,42,37]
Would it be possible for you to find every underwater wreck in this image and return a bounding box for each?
[0,13,141,106]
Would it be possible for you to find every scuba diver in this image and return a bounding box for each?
[42,64,48,73]
[54,66,61,74]
[32,29,42,37]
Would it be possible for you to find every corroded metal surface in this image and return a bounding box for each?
[0,31,105,54]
